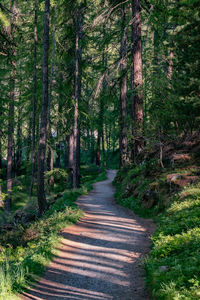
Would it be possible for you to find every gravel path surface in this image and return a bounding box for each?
[22,170,155,300]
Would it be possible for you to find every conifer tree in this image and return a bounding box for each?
[37,0,50,214]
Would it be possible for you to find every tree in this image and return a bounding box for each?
[119,3,128,167]
[5,0,17,211]
[37,0,50,215]
[30,0,38,198]
[131,0,143,161]
[73,5,83,188]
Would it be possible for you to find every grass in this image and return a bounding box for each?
[114,162,200,300]
[0,165,106,300]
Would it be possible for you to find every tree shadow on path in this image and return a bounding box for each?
[22,170,154,300]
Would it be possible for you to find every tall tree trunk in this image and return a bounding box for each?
[30,0,38,198]
[16,111,22,175]
[64,135,69,169]
[120,4,128,167]
[68,131,74,168]
[100,98,105,162]
[55,72,63,170]
[5,0,16,212]
[47,20,56,173]
[96,132,101,167]
[96,22,107,167]
[108,124,111,152]
[37,0,50,214]
[73,7,83,188]
[90,131,95,164]
[96,95,104,167]
[131,0,143,161]
[55,140,61,168]
[68,131,74,186]
[102,125,105,159]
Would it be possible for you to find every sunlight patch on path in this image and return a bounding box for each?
[22,170,154,300]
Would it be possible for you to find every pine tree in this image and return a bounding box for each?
[37,0,50,214]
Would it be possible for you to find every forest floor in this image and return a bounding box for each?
[21,170,155,300]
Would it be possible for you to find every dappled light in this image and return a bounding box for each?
[22,171,153,300]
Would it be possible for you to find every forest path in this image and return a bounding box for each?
[22,170,154,300]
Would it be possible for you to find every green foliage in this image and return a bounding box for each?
[114,159,200,299]
[113,160,158,217]
[145,181,200,299]
[0,8,9,27]
[80,165,106,184]
[45,168,69,193]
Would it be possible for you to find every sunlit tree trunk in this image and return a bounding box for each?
[55,72,63,169]
[120,4,128,167]
[37,0,50,214]
[131,0,143,161]
[73,7,83,188]
[16,111,22,175]
[96,22,107,167]
[5,0,16,211]
[96,132,101,167]
[96,96,104,167]
[90,131,95,164]
[47,21,56,175]
[68,131,74,186]
[30,0,38,198]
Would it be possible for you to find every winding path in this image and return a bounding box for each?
[22,170,154,300]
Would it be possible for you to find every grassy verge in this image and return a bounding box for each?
[114,163,200,300]
[0,166,106,300]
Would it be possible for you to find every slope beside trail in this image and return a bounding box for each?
[22,170,155,300]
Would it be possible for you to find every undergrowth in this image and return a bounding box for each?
[0,165,106,300]
[114,162,200,300]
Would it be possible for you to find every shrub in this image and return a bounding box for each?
[45,168,69,193]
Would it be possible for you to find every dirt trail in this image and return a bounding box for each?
[22,170,155,300]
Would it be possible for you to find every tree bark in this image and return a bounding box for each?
[16,111,22,175]
[96,22,107,167]
[96,132,101,167]
[5,0,16,212]
[131,0,143,161]
[90,131,95,164]
[47,20,56,174]
[73,7,83,188]
[96,95,104,167]
[68,131,74,168]
[64,135,69,169]
[37,0,50,214]
[120,4,128,167]
[68,131,74,186]
[55,141,61,168]
[30,0,38,198]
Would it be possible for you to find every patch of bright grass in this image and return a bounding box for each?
[114,164,200,299]
[0,166,106,299]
